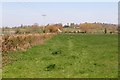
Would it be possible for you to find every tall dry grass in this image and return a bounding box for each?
[1,33,56,53]
[1,33,56,66]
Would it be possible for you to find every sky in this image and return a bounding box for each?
[1,2,118,27]
[0,0,119,2]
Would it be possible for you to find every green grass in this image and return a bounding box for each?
[3,34,118,78]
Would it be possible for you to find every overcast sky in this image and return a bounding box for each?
[1,2,118,27]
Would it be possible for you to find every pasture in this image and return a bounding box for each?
[2,34,118,78]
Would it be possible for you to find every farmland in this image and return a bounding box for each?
[2,33,118,78]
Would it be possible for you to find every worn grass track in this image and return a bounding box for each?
[3,34,118,78]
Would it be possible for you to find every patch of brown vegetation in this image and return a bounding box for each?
[1,33,56,66]
[2,33,56,53]
[45,24,63,33]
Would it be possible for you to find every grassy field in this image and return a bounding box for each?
[2,34,118,78]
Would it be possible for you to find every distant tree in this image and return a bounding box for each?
[15,29,21,34]
[104,28,107,34]
[67,23,69,26]
[70,23,74,27]
[33,23,39,27]
[4,26,9,29]
[43,30,45,33]
[64,25,69,28]
[20,24,23,28]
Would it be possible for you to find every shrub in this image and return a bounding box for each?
[2,33,56,53]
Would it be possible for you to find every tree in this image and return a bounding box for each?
[104,28,107,34]
[70,23,74,28]
[20,24,23,28]
[15,29,21,34]
[33,23,39,27]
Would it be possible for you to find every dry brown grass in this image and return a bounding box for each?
[2,33,56,53]
[1,33,56,66]
[45,24,63,33]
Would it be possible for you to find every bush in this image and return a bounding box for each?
[2,33,56,53]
